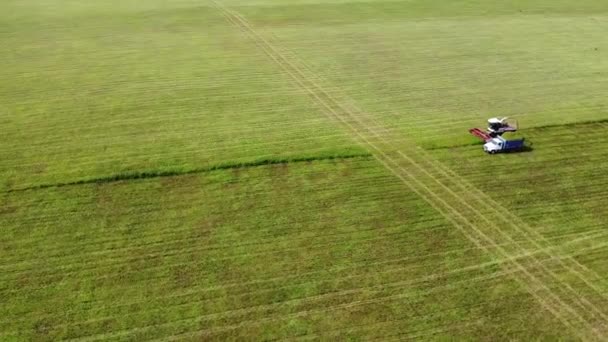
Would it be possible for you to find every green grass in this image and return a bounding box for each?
[0,1,361,189]
[0,158,576,340]
[7,151,371,192]
[2,0,608,340]
[430,121,608,245]
[251,0,608,147]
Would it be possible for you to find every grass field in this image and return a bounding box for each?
[2,0,608,340]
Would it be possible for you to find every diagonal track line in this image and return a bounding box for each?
[278,52,608,299]
[213,2,604,337]
[282,44,608,294]
[292,45,608,316]
[210,1,608,339]
[412,146,608,292]
[284,41,608,319]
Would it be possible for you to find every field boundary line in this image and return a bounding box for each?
[5,153,371,193]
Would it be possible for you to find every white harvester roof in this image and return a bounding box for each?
[488,117,505,124]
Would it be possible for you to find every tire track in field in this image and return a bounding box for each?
[6,235,608,339]
[412,147,608,297]
[10,253,536,340]
[290,43,608,298]
[7,230,604,332]
[72,265,528,342]
[288,47,608,296]
[215,2,608,336]
[210,1,608,339]
[302,315,482,341]
[290,52,608,301]
[3,227,604,305]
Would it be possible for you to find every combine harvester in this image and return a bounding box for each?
[469,117,525,154]
[487,117,518,136]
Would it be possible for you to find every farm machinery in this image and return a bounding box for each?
[469,117,525,154]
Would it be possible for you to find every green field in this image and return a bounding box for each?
[2,0,608,340]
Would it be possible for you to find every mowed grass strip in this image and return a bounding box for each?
[0,158,575,340]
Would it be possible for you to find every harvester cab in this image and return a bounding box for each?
[487,117,517,137]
